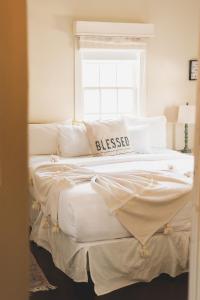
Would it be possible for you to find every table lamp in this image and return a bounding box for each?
[178,102,195,153]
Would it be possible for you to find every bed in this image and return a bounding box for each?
[29,117,194,295]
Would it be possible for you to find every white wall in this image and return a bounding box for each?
[27,0,199,148]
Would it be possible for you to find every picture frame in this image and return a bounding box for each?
[189,59,198,80]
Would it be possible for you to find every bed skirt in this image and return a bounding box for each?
[30,212,190,295]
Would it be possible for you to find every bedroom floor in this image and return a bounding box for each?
[30,242,188,300]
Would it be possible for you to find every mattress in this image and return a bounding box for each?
[29,149,194,243]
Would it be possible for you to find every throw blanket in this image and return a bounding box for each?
[31,163,192,245]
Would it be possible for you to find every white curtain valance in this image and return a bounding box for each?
[74,21,154,49]
[78,35,146,49]
[74,21,155,38]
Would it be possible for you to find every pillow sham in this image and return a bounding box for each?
[29,124,59,155]
[128,125,152,153]
[83,119,131,156]
[58,125,91,157]
[28,120,72,155]
[124,116,167,148]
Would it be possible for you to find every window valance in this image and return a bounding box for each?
[74,21,155,49]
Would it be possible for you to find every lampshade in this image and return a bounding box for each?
[178,104,196,124]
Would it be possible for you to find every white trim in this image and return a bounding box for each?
[137,49,146,116]
[74,21,155,38]
[74,37,83,121]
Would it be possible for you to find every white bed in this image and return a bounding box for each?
[30,148,194,295]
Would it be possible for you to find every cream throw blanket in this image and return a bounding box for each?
[31,163,192,245]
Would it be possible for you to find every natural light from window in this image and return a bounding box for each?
[80,49,145,121]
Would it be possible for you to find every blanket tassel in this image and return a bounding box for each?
[52,223,60,233]
[140,245,150,258]
[163,224,174,235]
[43,217,50,229]
[32,201,40,211]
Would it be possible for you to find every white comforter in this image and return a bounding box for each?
[30,149,193,244]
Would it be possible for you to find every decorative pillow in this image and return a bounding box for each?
[58,125,91,157]
[28,120,72,155]
[128,125,152,153]
[124,116,167,148]
[83,119,131,156]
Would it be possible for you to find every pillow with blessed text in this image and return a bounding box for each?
[83,119,131,156]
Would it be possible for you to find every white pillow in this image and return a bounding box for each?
[128,125,152,153]
[83,119,131,156]
[58,125,91,157]
[124,116,167,148]
[28,120,72,155]
[29,124,58,155]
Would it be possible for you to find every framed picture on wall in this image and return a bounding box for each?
[189,59,198,80]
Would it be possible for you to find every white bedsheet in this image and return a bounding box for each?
[29,149,193,243]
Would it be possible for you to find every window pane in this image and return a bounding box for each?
[101,89,117,113]
[117,62,137,87]
[100,63,116,87]
[101,114,119,120]
[118,89,135,113]
[82,63,99,87]
[81,49,143,120]
[84,89,100,114]
[84,114,100,121]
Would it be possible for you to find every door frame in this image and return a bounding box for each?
[188,44,200,300]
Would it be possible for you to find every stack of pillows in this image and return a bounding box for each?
[29,116,167,157]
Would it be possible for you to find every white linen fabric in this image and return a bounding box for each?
[78,35,146,49]
[124,116,167,148]
[30,151,192,245]
[83,119,131,155]
[29,124,58,155]
[29,120,72,155]
[58,125,91,157]
[30,150,193,243]
[30,212,190,295]
[30,150,193,295]
[128,125,152,153]
[57,189,192,242]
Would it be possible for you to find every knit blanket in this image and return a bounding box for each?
[31,162,192,245]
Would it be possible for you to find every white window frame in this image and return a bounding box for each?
[74,38,146,121]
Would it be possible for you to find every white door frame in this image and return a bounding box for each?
[188,45,200,300]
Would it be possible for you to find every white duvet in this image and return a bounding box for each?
[30,149,194,243]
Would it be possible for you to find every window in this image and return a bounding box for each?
[78,48,145,121]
